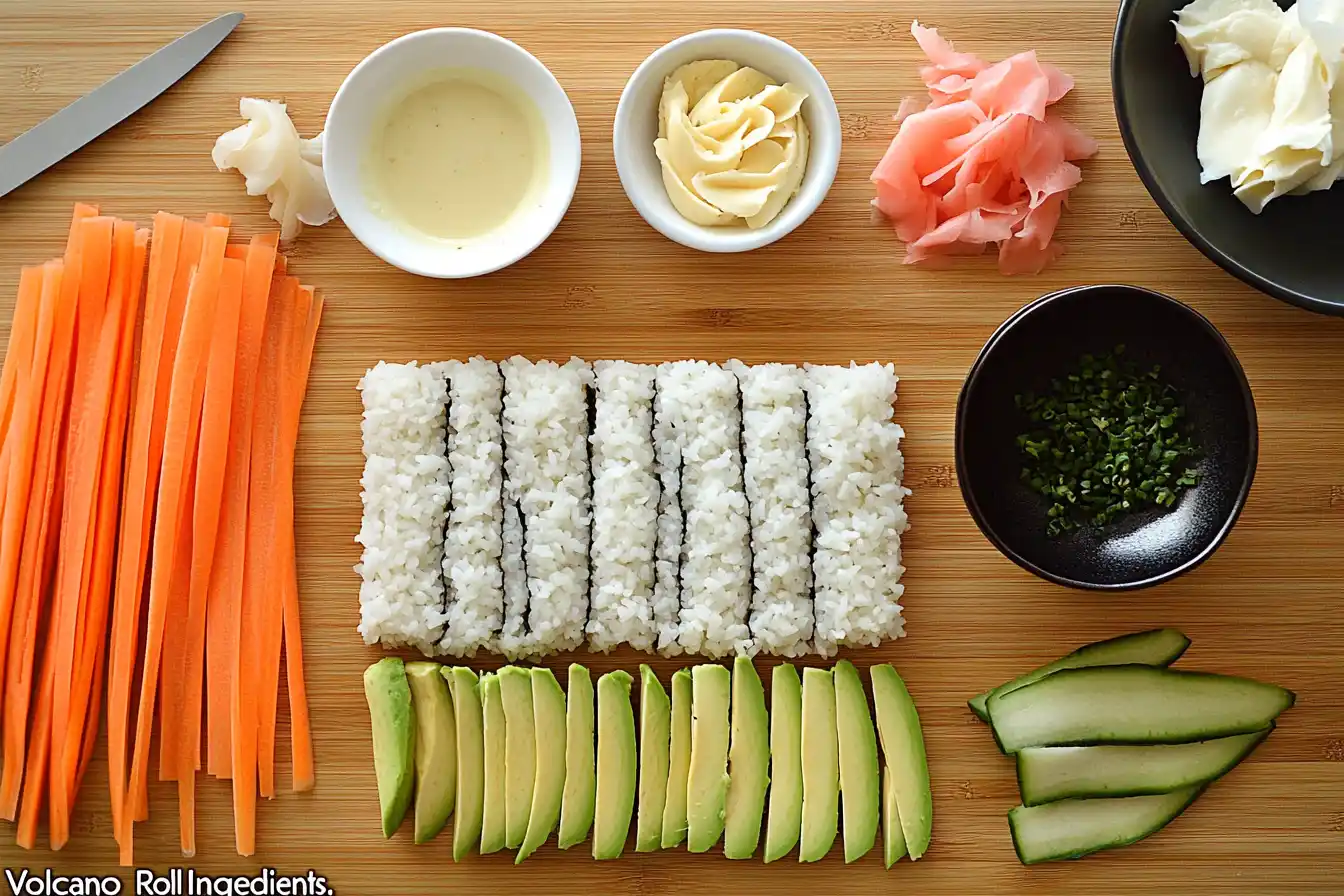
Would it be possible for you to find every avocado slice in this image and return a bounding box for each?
[724,657,769,859]
[763,663,802,863]
[557,664,596,849]
[871,664,932,860]
[686,663,731,853]
[364,658,415,839]
[406,662,457,844]
[593,670,636,859]
[499,666,536,849]
[799,666,838,862]
[834,659,879,863]
[517,667,567,863]
[660,668,693,848]
[479,672,507,854]
[446,667,483,861]
[882,767,908,868]
[635,665,671,852]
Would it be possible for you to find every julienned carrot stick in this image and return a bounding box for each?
[208,235,278,781]
[107,211,183,844]
[281,288,322,793]
[1,206,93,822]
[178,256,244,856]
[16,637,54,849]
[252,277,301,801]
[158,496,194,782]
[0,267,47,712]
[59,229,147,835]
[48,215,119,850]
[0,262,63,822]
[122,224,227,865]
[234,275,295,850]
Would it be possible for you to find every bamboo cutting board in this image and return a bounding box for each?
[0,1,1341,893]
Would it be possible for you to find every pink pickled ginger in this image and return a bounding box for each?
[872,22,1097,274]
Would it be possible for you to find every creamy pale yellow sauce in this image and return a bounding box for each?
[365,69,548,242]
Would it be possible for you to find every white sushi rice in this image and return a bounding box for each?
[730,361,814,656]
[355,361,451,653]
[805,362,910,656]
[355,356,911,659]
[437,358,505,657]
[656,361,752,658]
[500,357,594,657]
[651,375,685,655]
[586,362,659,652]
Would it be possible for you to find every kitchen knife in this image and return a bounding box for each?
[0,12,244,199]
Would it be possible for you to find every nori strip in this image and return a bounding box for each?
[736,369,755,634]
[495,367,509,639]
[803,381,819,644]
[440,368,454,615]
[518,497,531,637]
[584,379,597,634]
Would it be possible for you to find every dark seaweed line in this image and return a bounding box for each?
[495,368,509,639]
[517,497,531,637]
[804,382,819,642]
[736,370,754,634]
[440,371,454,617]
[584,379,597,634]
[647,375,661,609]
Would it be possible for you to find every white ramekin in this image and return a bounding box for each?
[613,29,841,253]
[324,28,581,279]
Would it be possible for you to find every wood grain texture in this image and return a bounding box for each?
[1,0,1342,892]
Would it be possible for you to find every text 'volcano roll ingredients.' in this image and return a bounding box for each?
[1015,347,1202,537]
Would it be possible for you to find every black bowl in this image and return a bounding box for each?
[1114,0,1344,315]
[955,285,1258,590]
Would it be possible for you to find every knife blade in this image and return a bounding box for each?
[0,12,244,199]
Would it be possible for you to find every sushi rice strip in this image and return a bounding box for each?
[437,358,505,657]
[500,357,594,657]
[657,361,752,658]
[805,362,910,656]
[651,372,684,655]
[355,361,451,654]
[730,361,814,656]
[587,362,659,652]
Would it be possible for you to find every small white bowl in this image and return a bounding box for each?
[324,28,581,279]
[613,29,841,253]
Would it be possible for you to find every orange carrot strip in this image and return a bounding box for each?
[280,288,321,793]
[54,222,141,842]
[178,256,244,856]
[253,276,301,801]
[0,267,48,701]
[15,638,54,849]
[273,254,287,274]
[158,498,194,782]
[122,224,226,864]
[234,274,295,850]
[60,229,146,836]
[224,244,247,261]
[207,235,278,781]
[0,207,92,821]
[107,212,184,845]
[48,215,118,850]
[0,262,64,823]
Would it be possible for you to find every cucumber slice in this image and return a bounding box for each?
[1008,786,1202,864]
[988,665,1294,753]
[969,629,1190,722]
[1017,728,1270,805]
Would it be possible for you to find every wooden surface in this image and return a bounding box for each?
[1,1,1342,892]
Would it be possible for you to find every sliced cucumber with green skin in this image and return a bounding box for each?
[969,628,1190,722]
[987,665,1294,753]
[1008,786,1203,864]
[1017,728,1270,806]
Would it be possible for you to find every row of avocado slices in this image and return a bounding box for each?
[364,656,933,864]
[967,628,1296,865]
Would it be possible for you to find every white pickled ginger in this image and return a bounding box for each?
[212,98,336,240]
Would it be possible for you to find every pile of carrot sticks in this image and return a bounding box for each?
[0,204,320,862]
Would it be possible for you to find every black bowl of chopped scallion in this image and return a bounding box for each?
[955,285,1257,590]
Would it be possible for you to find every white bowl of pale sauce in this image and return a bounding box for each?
[324,29,581,278]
